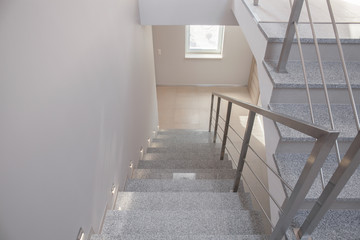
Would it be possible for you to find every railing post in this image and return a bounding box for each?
[277,0,305,73]
[233,111,256,192]
[220,102,232,160]
[298,131,360,238]
[270,131,339,240]
[213,97,221,143]
[209,94,215,132]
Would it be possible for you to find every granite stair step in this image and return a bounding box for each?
[275,153,360,200]
[137,159,232,169]
[292,209,360,240]
[264,60,360,89]
[146,145,221,154]
[102,210,264,236]
[115,192,250,211]
[152,137,214,144]
[269,103,360,142]
[149,141,221,149]
[125,179,234,192]
[142,152,227,161]
[91,234,268,240]
[131,169,236,179]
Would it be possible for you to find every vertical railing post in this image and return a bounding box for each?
[213,97,221,143]
[270,132,339,240]
[233,111,256,192]
[209,94,215,132]
[298,131,360,239]
[220,102,232,160]
[277,0,305,72]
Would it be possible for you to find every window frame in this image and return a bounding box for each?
[185,25,225,59]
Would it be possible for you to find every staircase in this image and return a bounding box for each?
[91,129,268,240]
[232,0,360,239]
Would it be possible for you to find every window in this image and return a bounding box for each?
[185,25,225,59]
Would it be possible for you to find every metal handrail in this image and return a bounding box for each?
[212,93,335,139]
[326,0,360,131]
[244,160,284,214]
[209,93,339,240]
[242,174,275,230]
[298,132,360,238]
[218,116,295,191]
[288,0,327,189]
[303,0,342,165]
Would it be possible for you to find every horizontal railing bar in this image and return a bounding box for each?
[242,175,275,230]
[229,124,244,141]
[218,124,225,133]
[213,93,335,139]
[257,21,360,24]
[225,145,238,168]
[226,130,294,191]
[226,128,293,191]
[226,136,241,155]
[218,115,226,123]
[244,160,284,214]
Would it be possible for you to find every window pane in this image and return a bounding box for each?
[189,25,221,51]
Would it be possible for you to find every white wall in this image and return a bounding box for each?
[153,26,253,86]
[139,0,238,25]
[0,1,158,240]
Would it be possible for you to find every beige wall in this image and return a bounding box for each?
[0,1,158,240]
[248,58,261,105]
[153,26,253,86]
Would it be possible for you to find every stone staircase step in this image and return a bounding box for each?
[91,234,268,240]
[152,137,214,144]
[115,192,249,211]
[260,22,360,44]
[125,179,234,192]
[264,60,360,89]
[131,169,236,179]
[137,159,233,169]
[269,103,359,141]
[146,145,220,154]
[142,152,227,161]
[292,209,360,240]
[150,141,221,149]
[275,153,360,200]
[102,210,264,236]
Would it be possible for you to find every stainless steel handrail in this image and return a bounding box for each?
[209,93,339,240]
[326,0,360,131]
[211,93,334,138]
[303,0,342,165]
[221,119,295,191]
[242,175,275,230]
[288,0,327,189]
[298,131,360,238]
[244,160,284,214]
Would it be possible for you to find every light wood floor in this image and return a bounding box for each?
[156,86,254,130]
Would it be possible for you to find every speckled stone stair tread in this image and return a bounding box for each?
[269,103,360,141]
[125,179,234,192]
[102,210,264,236]
[264,60,360,89]
[291,209,360,240]
[131,169,236,179]
[142,152,228,161]
[137,159,233,169]
[91,234,268,240]
[274,153,360,200]
[94,129,267,239]
[259,22,360,44]
[115,192,249,211]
